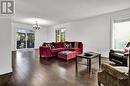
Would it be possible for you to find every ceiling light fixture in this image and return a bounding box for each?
[33,21,40,30]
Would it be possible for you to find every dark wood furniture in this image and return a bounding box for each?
[76,52,101,72]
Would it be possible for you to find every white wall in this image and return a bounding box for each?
[0,18,12,75]
[66,15,110,57]
[49,8,130,57]
[47,27,55,42]
[35,26,49,48]
[11,22,49,50]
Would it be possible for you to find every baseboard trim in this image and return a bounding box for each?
[0,72,12,86]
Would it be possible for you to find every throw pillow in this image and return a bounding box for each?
[124,47,129,53]
[46,43,55,49]
[74,42,79,48]
[45,43,52,49]
[64,43,72,48]
[51,44,55,49]
[68,43,72,48]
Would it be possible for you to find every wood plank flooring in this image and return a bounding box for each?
[8,50,108,86]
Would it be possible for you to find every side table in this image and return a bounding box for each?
[76,52,101,72]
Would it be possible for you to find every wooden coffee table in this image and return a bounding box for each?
[75,52,101,72]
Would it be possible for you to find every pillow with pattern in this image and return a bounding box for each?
[64,43,72,48]
[51,44,55,49]
[45,44,51,49]
[46,43,55,49]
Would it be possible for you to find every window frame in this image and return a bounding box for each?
[111,15,130,49]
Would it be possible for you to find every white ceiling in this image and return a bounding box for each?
[14,0,130,26]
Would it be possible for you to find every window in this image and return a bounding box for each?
[56,29,66,42]
[16,29,35,49]
[113,19,130,49]
[16,32,26,49]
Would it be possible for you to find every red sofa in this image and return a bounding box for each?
[39,42,83,58]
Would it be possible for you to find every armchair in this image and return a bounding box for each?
[109,42,130,66]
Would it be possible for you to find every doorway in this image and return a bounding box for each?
[16,28,35,49]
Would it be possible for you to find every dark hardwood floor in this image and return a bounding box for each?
[8,50,108,86]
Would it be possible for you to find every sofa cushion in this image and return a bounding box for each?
[54,42,63,48]
[66,48,79,51]
[51,48,65,53]
[65,48,81,54]
[111,53,128,62]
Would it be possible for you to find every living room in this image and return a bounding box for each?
[0,0,130,86]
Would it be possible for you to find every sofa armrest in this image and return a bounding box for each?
[78,42,83,54]
[101,63,128,79]
[39,46,52,57]
[110,49,124,54]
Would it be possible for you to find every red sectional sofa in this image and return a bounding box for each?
[39,42,83,58]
